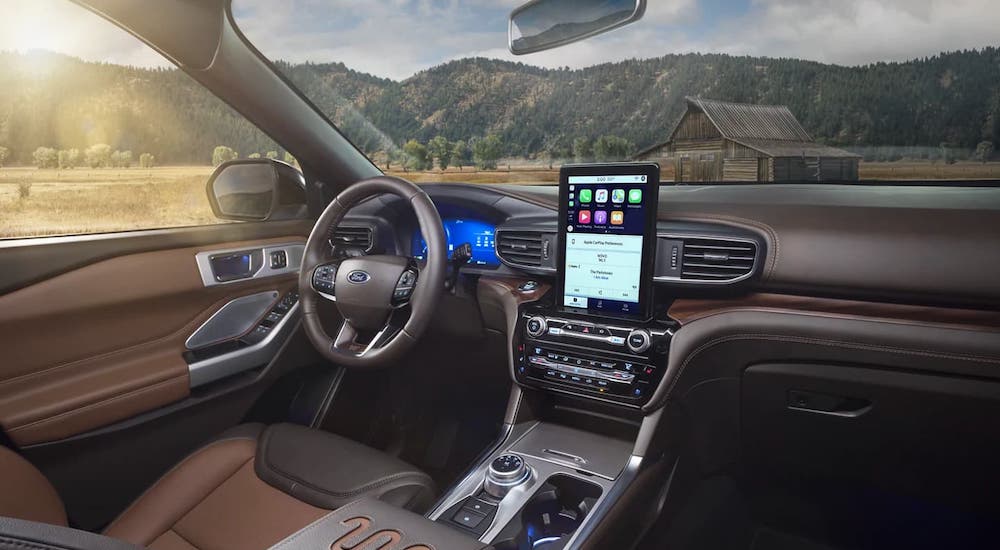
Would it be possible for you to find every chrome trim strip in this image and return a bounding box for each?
[546,327,626,346]
[653,233,760,285]
[185,290,279,350]
[195,242,304,287]
[187,301,300,387]
[533,316,642,336]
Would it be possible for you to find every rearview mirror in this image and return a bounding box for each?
[509,0,645,55]
[206,159,307,222]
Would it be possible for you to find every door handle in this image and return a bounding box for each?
[787,389,872,418]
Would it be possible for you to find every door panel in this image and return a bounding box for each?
[0,234,304,446]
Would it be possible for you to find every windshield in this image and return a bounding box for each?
[233,0,1000,185]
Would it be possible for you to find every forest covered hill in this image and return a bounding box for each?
[2,47,1000,165]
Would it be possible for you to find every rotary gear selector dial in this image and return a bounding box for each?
[484,454,530,498]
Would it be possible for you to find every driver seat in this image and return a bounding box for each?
[0,423,436,549]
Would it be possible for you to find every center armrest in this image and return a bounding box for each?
[270,497,490,550]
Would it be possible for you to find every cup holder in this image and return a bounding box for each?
[492,474,602,550]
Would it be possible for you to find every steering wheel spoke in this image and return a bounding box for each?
[333,307,409,357]
[310,261,341,302]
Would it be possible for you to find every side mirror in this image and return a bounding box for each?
[206,159,307,221]
[509,0,645,55]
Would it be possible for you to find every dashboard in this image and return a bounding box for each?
[412,218,500,268]
[330,179,1000,309]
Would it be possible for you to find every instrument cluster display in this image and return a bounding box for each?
[412,218,499,268]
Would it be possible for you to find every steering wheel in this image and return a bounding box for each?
[298,176,447,368]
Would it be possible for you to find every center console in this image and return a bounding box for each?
[515,163,672,408]
[428,164,675,549]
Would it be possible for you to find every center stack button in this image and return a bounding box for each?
[526,316,547,338]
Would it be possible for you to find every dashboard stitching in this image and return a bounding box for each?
[670,305,1000,333]
[665,332,1000,400]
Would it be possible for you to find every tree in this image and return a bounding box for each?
[976,141,994,163]
[139,153,156,168]
[248,152,262,159]
[110,150,133,168]
[212,146,238,166]
[32,147,58,169]
[593,135,633,161]
[573,137,592,163]
[85,144,112,168]
[450,140,470,171]
[0,146,10,168]
[265,151,278,160]
[472,134,503,170]
[402,139,430,171]
[427,136,451,170]
[66,148,82,169]
[388,148,408,171]
[283,151,298,166]
[58,150,71,169]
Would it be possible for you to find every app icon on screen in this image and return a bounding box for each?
[579,189,593,203]
[594,210,608,224]
[595,189,608,203]
[610,211,624,225]
[578,210,592,224]
[611,189,625,203]
[628,189,643,203]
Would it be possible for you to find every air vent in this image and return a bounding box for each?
[496,230,548,269]
[330,226,373,251]
[680,237,758,282]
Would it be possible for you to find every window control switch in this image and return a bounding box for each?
[269,250,287,269]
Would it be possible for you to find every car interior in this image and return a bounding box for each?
[1,1,1000,549]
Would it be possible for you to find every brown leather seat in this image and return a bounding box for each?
[0,423,436,550]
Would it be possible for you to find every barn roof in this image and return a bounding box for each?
[686,97,814,142]
[733,138,862,159]
[633,97,860,159]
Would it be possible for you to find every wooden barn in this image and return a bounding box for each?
[634,97,860,183]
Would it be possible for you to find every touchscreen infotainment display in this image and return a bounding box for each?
[558,164,659,319]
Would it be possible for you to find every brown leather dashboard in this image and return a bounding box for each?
[487,183,1000,307]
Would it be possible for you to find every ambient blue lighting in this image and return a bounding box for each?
[413,218,499,267]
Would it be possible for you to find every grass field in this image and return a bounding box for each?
[2,161,999,239]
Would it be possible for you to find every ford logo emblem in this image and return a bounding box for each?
[347,270,371,284]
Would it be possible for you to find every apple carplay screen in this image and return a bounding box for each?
[558,164,659,320]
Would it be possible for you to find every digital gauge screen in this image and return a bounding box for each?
[412,218,500,268]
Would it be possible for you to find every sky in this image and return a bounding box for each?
[2,0,1000,81]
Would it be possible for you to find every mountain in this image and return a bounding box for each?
[2,48,1000,165]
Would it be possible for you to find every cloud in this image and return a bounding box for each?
[3,0,999,80]
[697,0,1000,66]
